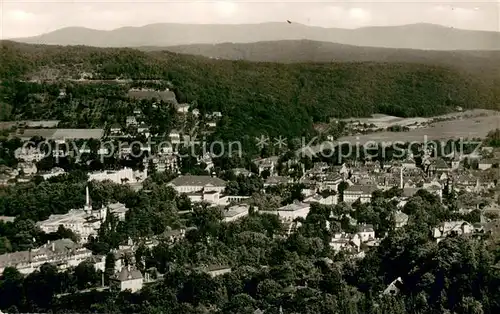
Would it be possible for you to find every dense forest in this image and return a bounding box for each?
[1,41,499,141]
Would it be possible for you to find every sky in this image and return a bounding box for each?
[0,0,499,39]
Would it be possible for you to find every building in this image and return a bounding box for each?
[261,201,311,222]
[343,185,377,204]
[169,130,181,144]
[432,221,474,243]
[232,168,252,177]
[394,211,409,229]
[223,204,252,222]
[14,147,45,162]
[88,167,147,185]
[36,187,126,243]
[322,174,343,191]
[200,265,231,277]
[111,265,144,293]
[126,116,138,126]
[168,175,226,194]
[478,159,497,171]
[264,176,292,187]
[39,167,66,180]
[176,103,190,113]
[0,239,92,275]
[108,203,129,221]
[253,156,279,176]
[303,194,338,206]
[357,224,376,242]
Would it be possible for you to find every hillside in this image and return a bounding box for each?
[157,40,500,77]
[12,22,500,50]
[0,41,499,141]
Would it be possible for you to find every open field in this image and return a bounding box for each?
[300,110,500,155]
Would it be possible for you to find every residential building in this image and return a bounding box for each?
[0,239,92,275]
[357,224,376,242]
[479,159,497,171]
[126,116,138,126]
[394,211,409,229]
[176,103,190,113]
[254,156,279,176]
[168,175,226,194]
[343,185,377,204]
[14,147,45,162]
[111,265,144,293]
[432,221,474,242]
[264,176,292,187]
[303,194,338,206]
[169,130,181,144]
[428,158,450,174]
[232,168,251,177]
[108,203,129,221]
[322,174,343,191]
[18,162,37,176]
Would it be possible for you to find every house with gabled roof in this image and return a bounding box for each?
[111,265,144,292]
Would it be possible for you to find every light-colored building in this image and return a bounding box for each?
[223,204,252,222]
[111,265,144,293]
[432,221,474,243]
[357,224,376,242]
[0,239,92,275]
[15,147,45,162]
[200,265,231,277]
[478,159,496,171]
[343,185,377,204]
[36,187,127,243]
[176,103,190,113]
[303,194,338,206]
[394,211,409,229]
[261,201,311,222]
[39,167,66,180]
[264,176,292,187]
[88,167,147,185]
[168,175,226,194]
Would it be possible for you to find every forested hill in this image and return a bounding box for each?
[1,41,499,140]
[157,40,500,75]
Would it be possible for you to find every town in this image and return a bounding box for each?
[0,86,499,308]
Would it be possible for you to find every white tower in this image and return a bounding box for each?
[84,186,91,214]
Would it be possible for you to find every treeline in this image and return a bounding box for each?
[1,41,499,141]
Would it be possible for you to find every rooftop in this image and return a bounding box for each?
[169,175,226,187]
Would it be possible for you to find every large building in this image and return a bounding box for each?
[88,167,147,185]
[167,175,226,194]
[36,187,128,242]
[343,185,378,204]
[0,239,92,275]
[260,201,311,222]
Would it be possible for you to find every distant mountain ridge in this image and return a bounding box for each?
[154,40,500,69]
[12,22,500,50]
